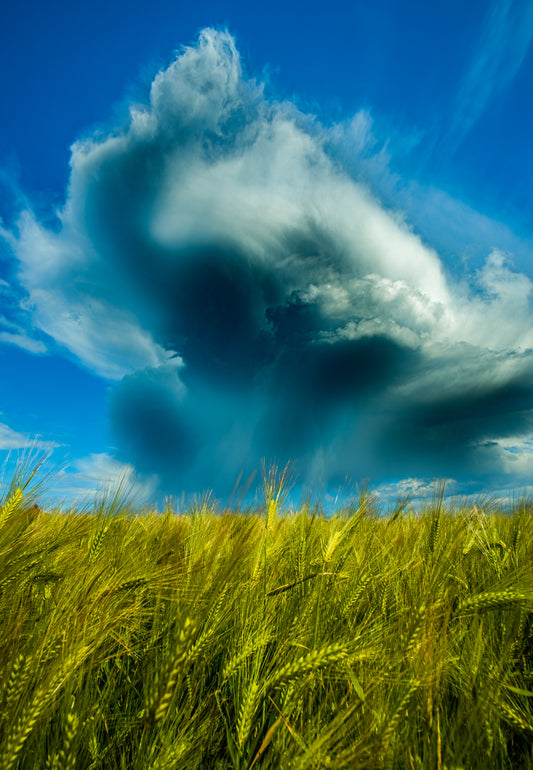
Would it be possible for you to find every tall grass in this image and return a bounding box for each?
[1,467,533,768]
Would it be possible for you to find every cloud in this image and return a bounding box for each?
[2,212,178,380]
[52,452,158,504]
[374,477,458,508]
[4,28,533,496]
[0,329,46,354]
[447,0,533,152]
[0,276,48,354]
[0,420,58,451]
[328,108,533,277]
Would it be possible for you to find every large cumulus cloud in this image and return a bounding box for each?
[4,28,533,495]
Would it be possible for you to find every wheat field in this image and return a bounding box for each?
[1,464,533,769]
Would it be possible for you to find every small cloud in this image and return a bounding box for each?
[0,278,49,355]
[375,477,458,504]
[0,330,47,354]
[52,452,158,506]
[0,421,59,451]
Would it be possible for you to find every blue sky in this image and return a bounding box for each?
[1,0,533,506]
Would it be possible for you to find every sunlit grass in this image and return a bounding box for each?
[1,464,533,768]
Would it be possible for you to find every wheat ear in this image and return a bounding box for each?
[0,488,23,528]
[267,641,348,690]
[456,590,532,615]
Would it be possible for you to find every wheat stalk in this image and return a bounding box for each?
[499,700,533,734]
[267,642,348,691]
[3,674,67,770]
[222,630,272,682]
[152,618,196,723]
[0,488,23,528]
[57,711,79,770]
[236,678,262,751]
[456,590,532,615]
[381,680,419,752]
[428,513,441,554]
[343,572,372,616]
[87,524,109,563]
[1,654,29,718]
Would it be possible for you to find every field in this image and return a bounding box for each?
[1,465,533,769]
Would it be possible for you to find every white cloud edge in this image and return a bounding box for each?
[52,452,159,506]
[0,420,60,451]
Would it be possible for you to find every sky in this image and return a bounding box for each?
[1,0,533,507]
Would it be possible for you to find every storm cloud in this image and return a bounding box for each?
[5,28,533,495]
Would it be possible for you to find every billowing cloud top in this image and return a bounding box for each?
[4,28,533,495]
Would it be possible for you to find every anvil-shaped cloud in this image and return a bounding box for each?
[5,29,533,495]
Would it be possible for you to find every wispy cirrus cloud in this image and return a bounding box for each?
[0,277,47,355]
[446,0,533,152]
[0,329,46,355]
